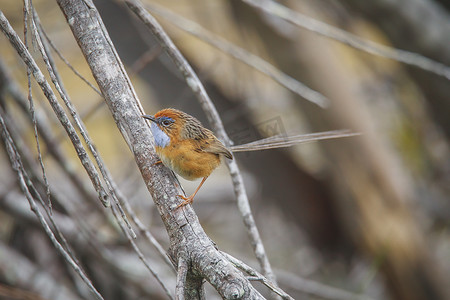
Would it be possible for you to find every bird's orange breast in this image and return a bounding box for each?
[155,139,221,181]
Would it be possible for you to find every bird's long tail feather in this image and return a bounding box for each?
[230,130,359,152]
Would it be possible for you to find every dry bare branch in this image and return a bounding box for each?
[276,270,375,300]
[110,203,174,299]
[223,252,293,300]
[243,0,450,80]
[56,0,267,298]
[124,0,279,289]
[27,3,136,237]
[39,22,102,96]
[224,252,376,300]
[23,0,53,214]
[142,1,328,108]
[0,242,83,300]
[0,9,109,207]
[0,58,99,203]
[0,107,104,300]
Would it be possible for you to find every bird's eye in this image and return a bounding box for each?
[161,120,171,127]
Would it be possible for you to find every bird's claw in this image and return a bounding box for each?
[176,195,193,209]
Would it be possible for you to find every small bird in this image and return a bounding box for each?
[143,108,357,208]
[143,108,232,208]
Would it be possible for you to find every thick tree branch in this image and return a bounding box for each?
[124,0,279,288]
[55,0,265,298]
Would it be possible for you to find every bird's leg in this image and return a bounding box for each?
[153,160,162,166]
[176,176,208,209]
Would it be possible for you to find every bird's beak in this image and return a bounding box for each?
[142,115,157,123]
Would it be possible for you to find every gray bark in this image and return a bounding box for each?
[55,0,264,298]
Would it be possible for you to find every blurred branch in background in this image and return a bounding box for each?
[243,0,450,80]
[227,2,450,300]
[139,0,329,108]
[0,105,103,299]
[340,0,450,138]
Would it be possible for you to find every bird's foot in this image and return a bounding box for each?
[176,194,194,209]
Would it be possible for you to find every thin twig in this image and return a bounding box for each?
[0,58,101,209]
[222,252,294,300]
[125,0,278,287]
[0,107,86,275]
[276,270,376,300]
[1,52,175,296]
[143,1,328,108]
[80,97,105,120]
[110,203,174,299]
[1,183,171,299]
[0,109,104,300]
[120,195,176,271]
[5,13,117,273]
[37,17,102,96]
[130,45,162,74]
[223,251,376,300]
[28,6,136,238]
[23,0,52,213]
[101,159,174,270]
[30,5,69,98]
[0,10,109,207]
[243,0,450,80]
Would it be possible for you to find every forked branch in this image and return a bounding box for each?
[56,0,266,298]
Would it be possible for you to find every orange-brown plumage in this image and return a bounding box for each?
[143,108,232,208]
[157,139,222,180]
[144,108,359,209]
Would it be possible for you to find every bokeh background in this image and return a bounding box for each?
[0,0,449,299]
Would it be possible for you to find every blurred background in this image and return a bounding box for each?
[0,0,449,299]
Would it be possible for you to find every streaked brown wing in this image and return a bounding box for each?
[203,138,233,159]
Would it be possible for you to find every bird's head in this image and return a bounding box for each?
[143,108,186,148]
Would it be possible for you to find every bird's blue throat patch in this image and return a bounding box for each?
[150,122,170,148]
